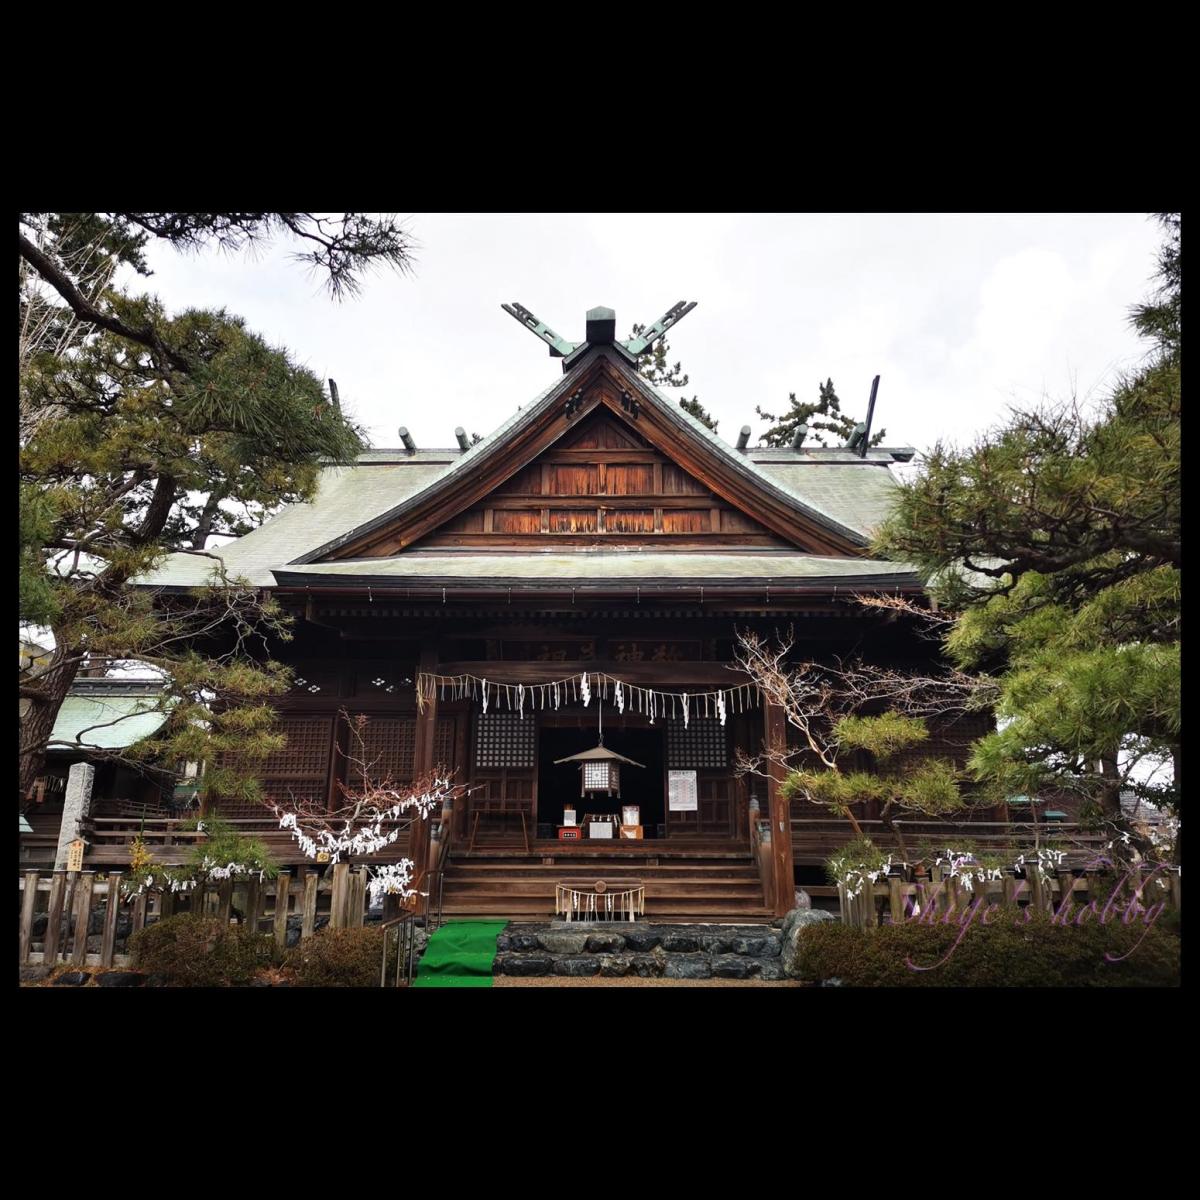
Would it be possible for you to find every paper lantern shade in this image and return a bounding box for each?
[583,759,620,795]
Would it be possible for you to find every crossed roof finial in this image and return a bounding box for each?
[501,300,697,372]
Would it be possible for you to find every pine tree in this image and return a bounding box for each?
[756,378,886,448]
[630,323,718,432]
[875,214,1181,819]
[18,213,416,806]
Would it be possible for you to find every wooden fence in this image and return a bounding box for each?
[18,863,380,970]
[838,864,1182,929]
[791,817,1110,867]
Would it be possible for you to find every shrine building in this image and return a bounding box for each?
[138,302,974,919]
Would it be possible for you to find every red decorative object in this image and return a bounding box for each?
[558,826,583,841]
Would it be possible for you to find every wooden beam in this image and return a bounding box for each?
[764,701,796,918]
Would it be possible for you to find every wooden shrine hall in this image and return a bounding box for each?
[139,301,941,920]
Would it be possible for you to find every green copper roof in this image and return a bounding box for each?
[134,348,917,592]
[272,551,918,587]
[48,690,171,753]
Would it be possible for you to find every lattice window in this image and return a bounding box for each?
[667,717,728,768]
[216,715,334,817]
[350,717,416,787]
[435,718,457,769]
[474,712,535,768]
[264,717,333,776]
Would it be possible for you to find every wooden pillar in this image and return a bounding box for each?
[409,647,439,882]
[764,700,795,918]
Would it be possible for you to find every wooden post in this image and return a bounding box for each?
[330,863,351,929]
[62,872,78,962]
[160,889,176,919]
[352,869,368,928]
[302,870,319,941]
[888,876,904,925]
[1169,870,1181,911]
[43,871,67,965]
[930,865,943,917]
[764,699,795,918]
[944,873,960,917]
[273,872,292,950]
[217,880,233,924]
[132,892,148,936]
[1002,873,1017,908]
[1056,871,1075,916]
[20,871,39,964]
[101,873,122,967]
[192,881,207,917]
[409,648,440,886]
[863,882,878,928]
[73,872,95,966]
[244,878,260,934]
[1027,866,1045,914]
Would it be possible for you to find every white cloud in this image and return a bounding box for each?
[136,213,1163,456]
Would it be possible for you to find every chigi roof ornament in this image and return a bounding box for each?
[501,300,697,372]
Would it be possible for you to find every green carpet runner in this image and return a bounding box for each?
[411,920,508,988]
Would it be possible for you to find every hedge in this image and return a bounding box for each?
[792,909,1180,987]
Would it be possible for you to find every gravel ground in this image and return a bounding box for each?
[493,975,804,987]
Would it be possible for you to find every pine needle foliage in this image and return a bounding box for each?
[874,214,1181,814]
[19,212,415,805]
[756,378,886,448]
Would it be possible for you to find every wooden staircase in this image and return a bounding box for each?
[440,843,771,921]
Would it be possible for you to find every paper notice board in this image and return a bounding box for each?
[668,770,698,811]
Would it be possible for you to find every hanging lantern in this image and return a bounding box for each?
[554,745,645,798]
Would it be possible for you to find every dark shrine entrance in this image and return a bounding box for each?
[537,724,665,837]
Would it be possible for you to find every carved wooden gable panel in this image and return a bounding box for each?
[416,410,788,549]
[317,358,862,559]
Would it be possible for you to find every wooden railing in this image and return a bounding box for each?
[421,795,455,931]
[78,816,416,867]
[748,797,773,909]
[19,862,379,970]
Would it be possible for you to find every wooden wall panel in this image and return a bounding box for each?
[661,463,707,495]
[607,463,654,494]
[550,509,597,533]
[494,464,543,494]
[552,464,599,494]
[662,509,711,533]
[604,509,655,533]
[494,510,542,534]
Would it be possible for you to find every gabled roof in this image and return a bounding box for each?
[135,347,920,593]
[295,351,873,561]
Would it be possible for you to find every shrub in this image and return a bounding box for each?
[791,909,1180,987]
[285,926,395,987]
[128,913,276,986]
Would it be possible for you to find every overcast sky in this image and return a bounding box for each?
[140,213,1163,457]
